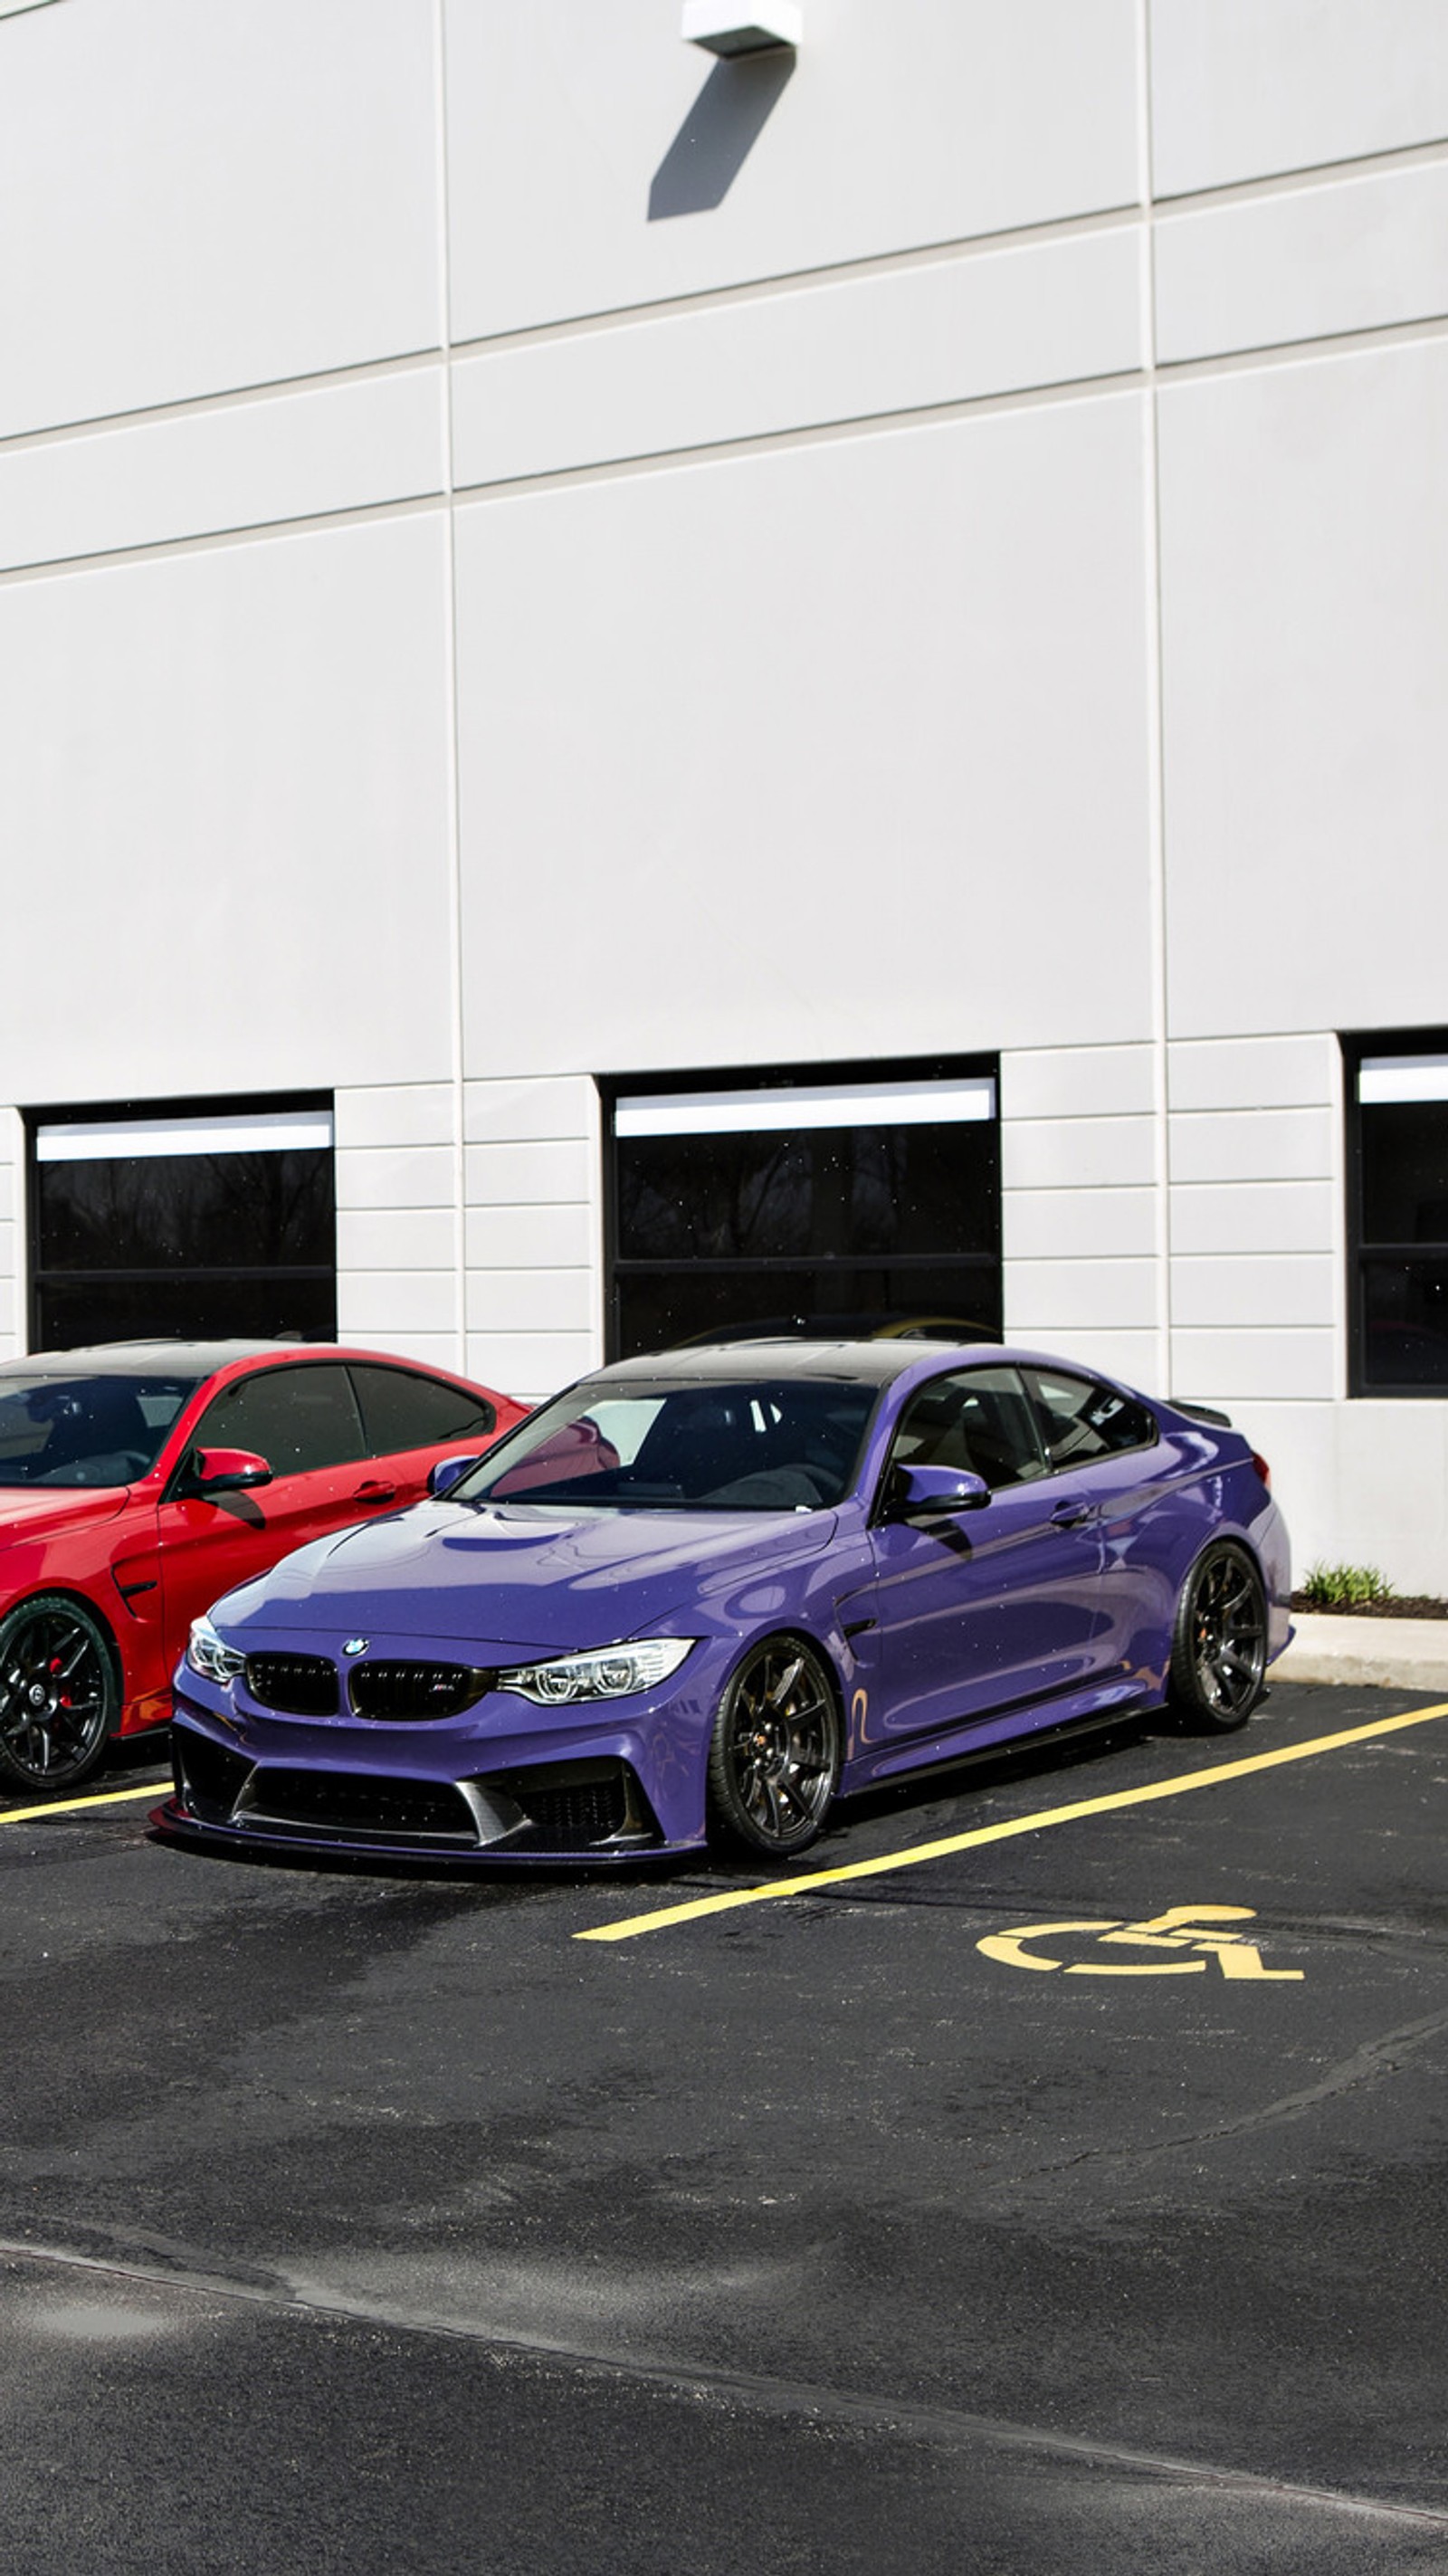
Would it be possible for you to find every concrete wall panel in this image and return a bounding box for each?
[1150,0,1448,196]
[0,516,455,1104]
[455,396,1155,1080]
[0,371,444,573]
[452,229,1139,489]
[0,0,439,435]
[1156,160,1448,365]
[445,0,1138,341]
[1160,340,1448,1038]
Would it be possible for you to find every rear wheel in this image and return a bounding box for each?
[707,1636,841,1859]
[0,1595,118,1793]
[1168,1542,1268,1732]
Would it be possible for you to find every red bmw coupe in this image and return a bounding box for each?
[0,1340,526,1795]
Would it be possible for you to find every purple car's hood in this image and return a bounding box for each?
[223,1498,841,1655]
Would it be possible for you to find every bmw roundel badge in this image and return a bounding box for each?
[343,1637,368,1657]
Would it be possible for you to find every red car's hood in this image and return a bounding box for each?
[0,1486,134,1549]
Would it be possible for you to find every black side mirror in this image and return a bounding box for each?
[186,1446,273,1497]
[429,1453,481,1499]
[892,1463,991,1519]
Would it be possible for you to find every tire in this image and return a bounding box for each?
[0,1594,119,1794]
[706,1635,841,1859]
[1167,1541,1268,1732]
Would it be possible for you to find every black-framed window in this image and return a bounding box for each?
[602,1057,1001,1361]
[27,1093,337,1350]
[1345,1035,1448,1394]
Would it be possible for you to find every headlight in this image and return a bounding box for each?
[497,1638,694,1706]
[186,1615,246,1686]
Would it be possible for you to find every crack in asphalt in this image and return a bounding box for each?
[990,2005,1448,2193]
[1,2229,1444,2531]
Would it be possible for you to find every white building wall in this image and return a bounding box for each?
[1,1,1447,1583]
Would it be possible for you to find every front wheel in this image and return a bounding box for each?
[1168,1542,1268,1732]
[707,1636,841,1859]
[0,1595,119,1793]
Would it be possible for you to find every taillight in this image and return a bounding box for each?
[1250,1449,1272,1491]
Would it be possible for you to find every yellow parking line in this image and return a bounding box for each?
[576,1699,1448,1944]
[0,1780,166,1827]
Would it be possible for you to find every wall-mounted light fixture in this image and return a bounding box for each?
[681,4,802,57]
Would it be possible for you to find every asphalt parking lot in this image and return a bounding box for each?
[2,1679,1445,2574]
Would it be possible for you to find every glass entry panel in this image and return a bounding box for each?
[30,1099,336,1349]
[1349,1046,1448,1391]
[607,1065,1000,1360]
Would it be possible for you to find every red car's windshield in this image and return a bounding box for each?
[0,1373,201,1487]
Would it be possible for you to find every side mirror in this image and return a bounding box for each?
[429,1453,481,1499]
[892,1463,991,1519]
[187,1446,273,1497]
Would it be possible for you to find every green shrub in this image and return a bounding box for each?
[1300,1560,1395,1609]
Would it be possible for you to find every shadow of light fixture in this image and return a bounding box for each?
[651,33,796,220]
[681,4,802,58]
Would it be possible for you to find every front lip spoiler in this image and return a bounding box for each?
[149,1797,701,1871]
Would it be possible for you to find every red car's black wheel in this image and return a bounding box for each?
[707,1636,840,1859]
[0,1595,117,1793]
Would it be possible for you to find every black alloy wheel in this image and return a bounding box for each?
[707,1636,841,1858]
[1168,1541,1268,1732]
[0,1595,118,1793]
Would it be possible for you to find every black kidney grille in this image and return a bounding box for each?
[348,1661,493,1722]
[244,1653,338,1717]
[243,1768,478,1842]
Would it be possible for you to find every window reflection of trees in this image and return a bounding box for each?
[37,1150,333,1273]
[616,1125,997,1264]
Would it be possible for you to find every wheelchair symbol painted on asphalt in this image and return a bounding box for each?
[977,1904,1303,1980]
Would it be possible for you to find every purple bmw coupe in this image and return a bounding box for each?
[157,1340,1290,1868]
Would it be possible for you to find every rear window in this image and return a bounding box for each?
[1024,1369,1155,1468]
[349,1365,496,1457]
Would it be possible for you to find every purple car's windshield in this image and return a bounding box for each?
[0,1373,200,1488]
[454,1379,880,1512]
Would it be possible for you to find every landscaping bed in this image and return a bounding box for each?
[1290,1590,1448,1621]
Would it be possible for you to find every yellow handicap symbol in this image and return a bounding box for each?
[977,1903,1303,1980]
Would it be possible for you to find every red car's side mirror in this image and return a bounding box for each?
[187,1446,274,1497]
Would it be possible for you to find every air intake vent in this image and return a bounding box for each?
[174,1726,253,1823]
[348,1661,493,1721]
[240,1768,479,1842]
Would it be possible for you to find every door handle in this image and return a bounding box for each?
[1049,1497,1096,1528]
[353,1481,397,1507]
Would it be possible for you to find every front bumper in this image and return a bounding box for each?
[156,1646,726,1865]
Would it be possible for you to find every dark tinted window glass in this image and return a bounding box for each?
[1358,1258,1448,1387]
[889,1367,1045,1491]
[36,1150,332,1272]
[615,1264,1001,1364]
[1025,1369,1154,1467]
[1359,1104,1448,1245]
[617,1124,998,1264]
[31,1111,335,1349]
[1349,1057,1448,1392]
[37,1274,336,1349]
[350,1365,495,1456]
[193,1364,365,1478]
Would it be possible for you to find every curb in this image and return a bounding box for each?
[1274,1612,1448,1693]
